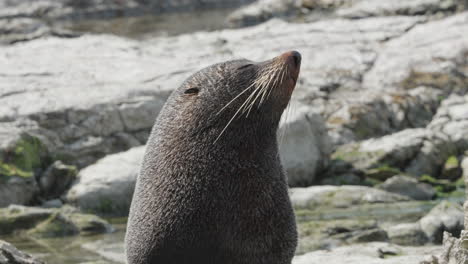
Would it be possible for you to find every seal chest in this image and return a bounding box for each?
[125,51,302,264]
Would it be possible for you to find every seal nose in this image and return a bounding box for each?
[281,51,301,68]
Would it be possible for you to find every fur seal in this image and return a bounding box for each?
[125,51,302,264]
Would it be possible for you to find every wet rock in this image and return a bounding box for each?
[419,201,464,244]
[0,205,113,237]
[386,222,428,246]
[41,199,63,208]
[290,185,410,210]
[278,103,332,186]
[0,239,44,264]
[377,175,435,200]
[38,160,77,200]
[293,242,441,264]
[66,146,145,215]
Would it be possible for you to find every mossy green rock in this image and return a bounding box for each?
[0,205,112,238]
[0,134,49,181]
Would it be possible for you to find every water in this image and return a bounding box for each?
[62,8,237,40]
[3,220,126,264]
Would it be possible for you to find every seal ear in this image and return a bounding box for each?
[184,87,200,95]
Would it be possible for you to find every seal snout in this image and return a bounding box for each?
[280,50,301,69]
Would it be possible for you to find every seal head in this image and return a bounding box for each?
[126,51,301,264]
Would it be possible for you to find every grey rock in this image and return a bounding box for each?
[66,146,145,215]
[332,128,427,178]
[278,102,332,186]
[293,242,441,264]
[0,239,44,264]
[338,0,460,18]
[378,175,435,200]
[38,160,77,200]
[363,12,468,93]
[290,185,410,210]
[386,222,429,246]
[419,201,464,244]
[41,199,63,208]
[346,228,389,243]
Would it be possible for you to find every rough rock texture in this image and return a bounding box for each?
[378,175,435,200]
[66,146,145,215]
[419,201,464,244]
[0,205,113,237]
[0,240,44,264]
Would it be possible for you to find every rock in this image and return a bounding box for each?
[346,228,389,243]
[66,146,145,215]
[278,103,332,186]
[41,199,63,208]
[363,12,468,94]
[0,239,44,264]
[0,205,113,237]
[419,201,464,244]
[332,128,427,179]
[440,155,462,180]
[433,231,468,264]
[386,222,428,246]
[290,185,410,210]
[338,0,461,18]
[378,175,435,200]
[0,124,50,207]
[226,0,297,27]
[293,242,441,264]
[38,160,77,200]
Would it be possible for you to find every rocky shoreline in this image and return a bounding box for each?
[0,0,467,263]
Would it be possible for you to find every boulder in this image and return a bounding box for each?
[0,240,44,264]
[377,175,435,200]
[386,222,428,246]
[0,205,113,237]
[66,146,145,215]
[419,201,464,244]
[278,103,332,186]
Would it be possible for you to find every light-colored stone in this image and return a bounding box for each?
[293,242,441,264]
[66,146,145,215]
[378,175,435,200]
[279,102,332,186]
[386,222,428,246]
[419,201,464,244]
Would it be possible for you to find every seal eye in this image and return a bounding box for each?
[184,87,199,95]
[237,64,253,70]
